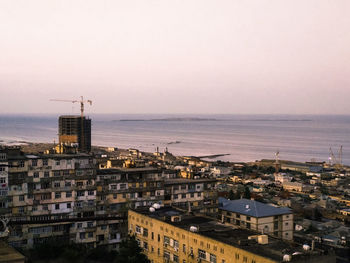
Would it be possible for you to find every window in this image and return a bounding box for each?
[66,191,72,198]
[220,248,224,254]
[33,172,39,178]
[67,203,71,209]
[77,223,82,229]
[164,251,170,260]
[54,182,60,188]
[173,255,179,263]
[55,192,61,199]
[190,193,194,198]
[32,160,37,166]
[65,181,71,187]
[88,232,93,238]
[53,171,60,176]
[55,204,60,210]
[32,206,37,212]
[164,236,170,245]
[56,160,60,166]
[243,256,247,263]
[77,191,84,197]
[246,216,251,221]
[43,159,48,166]
[43,205,48,210]
[247,223,251,229]
[143,228,148,237]
[181,194,186,199]
[19,195,25,201]
[210,254,217,263]
[198,249,206,260]
[18,207,24,213]
[183,244,186,253]
[44,171,49,178]
[135,225,141,234]
[143,241,148,250]
[80,232,85,239]
[88,190,94,196]
[151,232,154,240]
[174,194,178,199]
[0,177,5,184]
[197,192,201,197]
[181,185,186,190]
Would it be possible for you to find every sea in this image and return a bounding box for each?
[0,114,349,165]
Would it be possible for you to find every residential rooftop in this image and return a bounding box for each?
[132,207,328,262]
[219,198,292,218]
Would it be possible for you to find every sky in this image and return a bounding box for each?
[0,0,349,115]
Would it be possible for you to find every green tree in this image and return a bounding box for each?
[244,186,251,199]
[228,190,235,200]
[117,236,150,263]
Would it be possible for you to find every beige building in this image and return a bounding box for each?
[219,198,293,240]
[164,178,218,216]
[129,208,334,263]
[282,182,304,192]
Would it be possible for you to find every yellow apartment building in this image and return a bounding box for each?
[128,208,334,263]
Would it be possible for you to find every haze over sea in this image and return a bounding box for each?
[0,114,349,165]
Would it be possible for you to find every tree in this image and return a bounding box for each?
[228,190,235,200]
[244,186,251,199]
[117,236,150,263]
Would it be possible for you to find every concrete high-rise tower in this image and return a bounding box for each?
[58,115,91,152]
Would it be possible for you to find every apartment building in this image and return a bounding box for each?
[129,207,334,263]
[0,148,9,216]
[219,198,293,240]
[164,178,218,216]
[3,147,98,248]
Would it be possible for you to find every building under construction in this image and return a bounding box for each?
[59,115,91,152]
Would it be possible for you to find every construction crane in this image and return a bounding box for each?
[329,146,343,172]
[50,96,92,153]
[50,96,92,118]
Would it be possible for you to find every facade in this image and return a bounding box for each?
[5,149,99,248]
[282,182,304,192]
[59,115,91,152]
[0,148,9,216]
[164,178,218,216]
[219,198,293,240]
[129,208,334,263]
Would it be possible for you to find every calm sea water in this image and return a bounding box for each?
[0,114,349,165]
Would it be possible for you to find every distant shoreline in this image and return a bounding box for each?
[117,117,217,122]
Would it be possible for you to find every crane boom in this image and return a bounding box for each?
[50,96,92,117]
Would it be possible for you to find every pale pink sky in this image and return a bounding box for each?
[0,0,349,114]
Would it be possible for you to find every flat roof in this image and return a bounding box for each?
[164,178,217,184]
[132,207,322,262]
